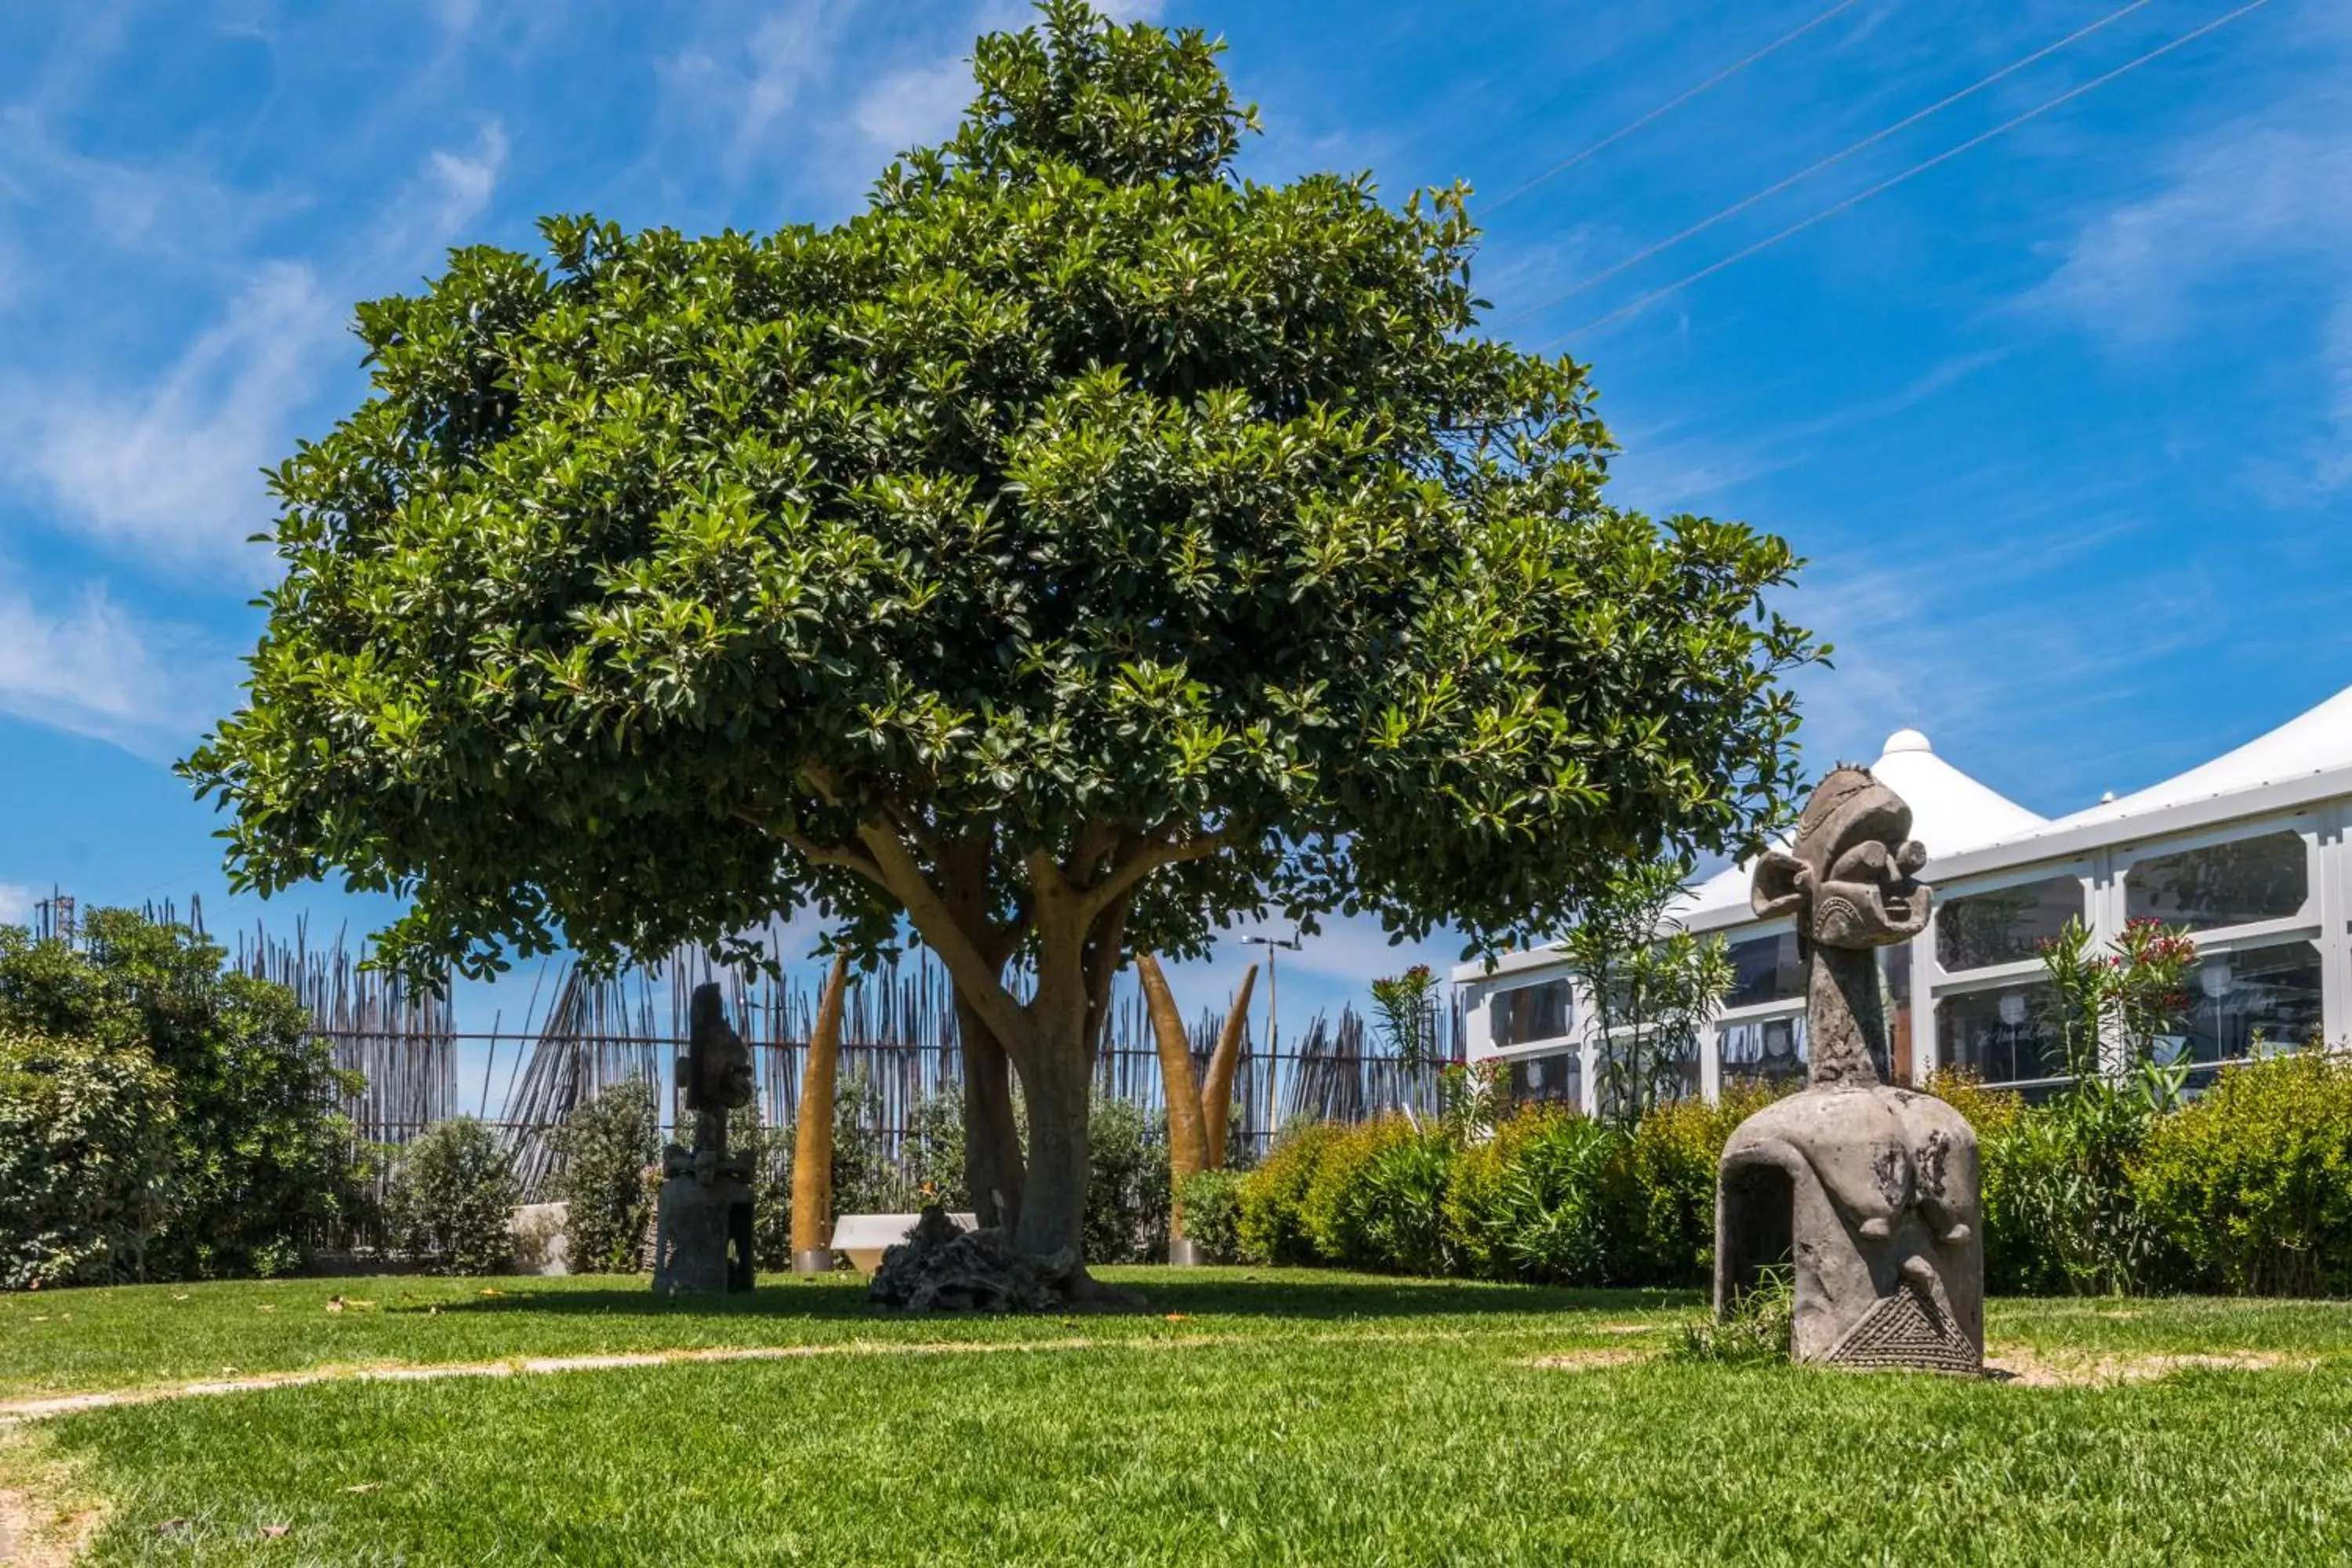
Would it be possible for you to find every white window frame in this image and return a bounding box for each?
[1923,860,2096,990]
[2110,813,2322,940]
[1716,916,1806,1015]
[1475,970,1581,1057]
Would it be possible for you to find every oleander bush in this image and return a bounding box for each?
[1442,1105,1615,1284]
[385,1117,518,1276]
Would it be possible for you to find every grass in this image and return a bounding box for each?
[10,1273,2352,1564]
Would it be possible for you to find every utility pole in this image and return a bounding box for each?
[1240,929,1301,1144]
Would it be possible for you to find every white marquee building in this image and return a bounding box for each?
[1456,686,2352,1107]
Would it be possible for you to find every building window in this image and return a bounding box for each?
[1936,982,2063,1087]
[1721,1014,1807,1087]
[1508,1047,1581,1107]
[2152,940,2325,1073]
[1936,875,2082,971]
[2125,831,2308,931]
[1723,931,1804,1009]
[1490,979,1570,1047]
[1593,1037,1700,1120]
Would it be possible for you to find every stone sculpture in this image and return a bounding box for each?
[1714,764,1984,1372]
[652,983,758,1295]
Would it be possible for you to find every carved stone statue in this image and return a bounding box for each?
[652,983,758,1294]
[1715,764,1984,1372]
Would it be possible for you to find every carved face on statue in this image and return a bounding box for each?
[1751,764,1931,951]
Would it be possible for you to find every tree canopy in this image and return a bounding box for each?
[184,1,1819,1263]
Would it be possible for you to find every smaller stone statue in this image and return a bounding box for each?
[652,983,757,1295]
[1715,764,1984,1372]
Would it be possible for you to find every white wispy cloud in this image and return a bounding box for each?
[15,261,337,568]
[0,122,509,576]
[853,57,975,157]
[2030,79,2352,492]
[0,569,238,757]
[0,884,31,926]
[2032,118,2352,340]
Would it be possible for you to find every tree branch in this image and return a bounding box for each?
[1062,818,1120,891]
[855,819,1034,1055]
[734,808,891,892]
[1080,828,1234,919]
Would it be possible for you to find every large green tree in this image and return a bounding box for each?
[185,2,1817,1280]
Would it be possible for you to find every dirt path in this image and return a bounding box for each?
[0,1321,1599,1427]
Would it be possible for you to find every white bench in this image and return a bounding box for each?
[828,1211,978,1276]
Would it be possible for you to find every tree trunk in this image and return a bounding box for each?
[1138,954,1207,1238]
[956,993,1025,1233]
[791,954,849,1257]
[1201,963,1257,1169]
[1012,1021,1093,1266]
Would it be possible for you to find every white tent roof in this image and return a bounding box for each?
[1673,728,2048,924]
[2005,682,2352,839]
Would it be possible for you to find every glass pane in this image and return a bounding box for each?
[2126,832,2308,931]
[1594,1040,1700,1121]
[1724,931,1804,1008]
[1507,1047,1581,1107]
[1936,875,2083,971]
[1720,1013,1808,1089]
[2151,940,2325,1069]
[1490,979,1570,1047]
[1936,982,2066,1086]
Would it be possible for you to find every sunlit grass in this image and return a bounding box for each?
[13,1274,2352,1565]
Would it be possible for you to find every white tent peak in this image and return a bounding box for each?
[1671,727,2046,923]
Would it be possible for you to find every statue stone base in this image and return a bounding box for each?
[1718,1081,1981,1370]
[1715,762,1984,1374]
[652,1171,755,1295]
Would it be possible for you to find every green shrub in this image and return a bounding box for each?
[2135,1051,2352,1295]
[1287,1117,1457,1274]
[1352,1131,1455,1275]
[1919,1069,2024,1141]
[386,1118,517,1276]
[1980,1085,2178,1297]
[548,1080,658,1273]
[0,913,367,1279]
[1442,1105,1619,1284]
[1176,1168,1244,1262]
[902,1089,971,1210]
[0,1026,175,1289]
[1603,1084,1775,1286]
[1236,1123,1344,1265]
[1084,1095,1170,1263]
[1298,1117,1414,1269]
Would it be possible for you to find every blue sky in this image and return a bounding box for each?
[0,0,2343,1065]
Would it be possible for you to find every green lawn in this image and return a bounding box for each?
[9,1272,2352,1565]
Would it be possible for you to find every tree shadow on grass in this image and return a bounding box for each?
[400,1273,1702,1323]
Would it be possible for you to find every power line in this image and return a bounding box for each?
[1499,0,2158,329]
[1485,0,1874,216]
[1547,0,2275,346]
